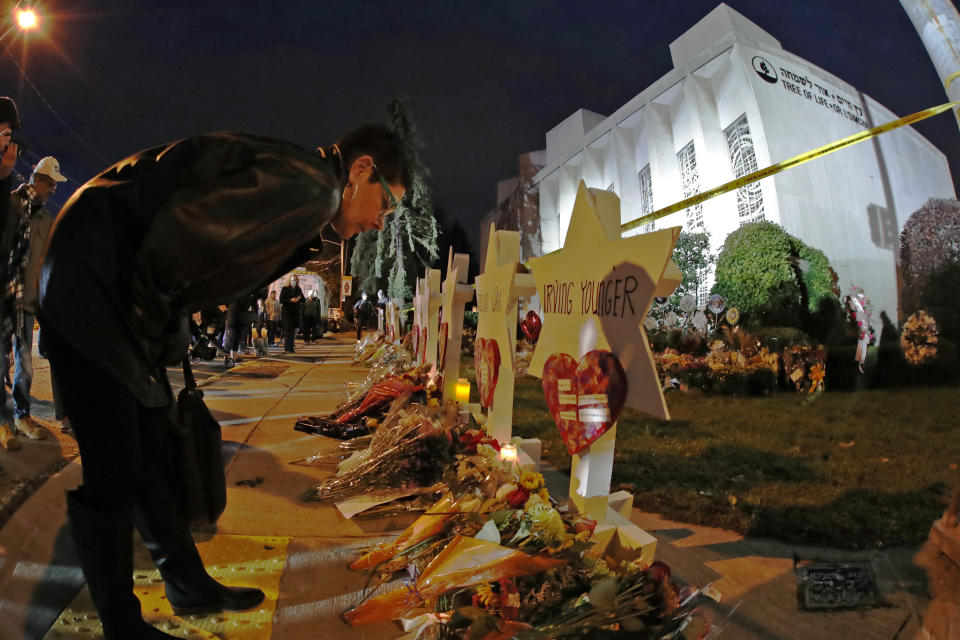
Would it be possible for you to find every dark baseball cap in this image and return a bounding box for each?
[0,97,21,129]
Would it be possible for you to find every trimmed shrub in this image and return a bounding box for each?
[807,296,854,346]
[874,338,958,387]
[920,261,960,342]
[713,221,837,331]
[705,369,777,396]
[754,326,813,349]
[900,198,960,317]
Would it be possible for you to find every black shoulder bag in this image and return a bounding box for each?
[170,358,227,527]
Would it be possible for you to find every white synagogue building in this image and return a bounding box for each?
[526,3,955,320]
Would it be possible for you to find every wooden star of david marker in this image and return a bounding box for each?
[439,248,476,403]
[528,180,679,523]
[474,223,536,443]
[528,181,680,419]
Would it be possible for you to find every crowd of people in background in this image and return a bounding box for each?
[190,280,333,367]
[186,280,394,367]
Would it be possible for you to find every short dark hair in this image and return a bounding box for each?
[336,124,412,191]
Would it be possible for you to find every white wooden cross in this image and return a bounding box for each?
[439,249,476,403]
[473,224,537,444]
[420,268,442,367]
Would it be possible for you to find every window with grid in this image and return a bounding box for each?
[677,142,703,231]
[724,114,765,224]
[638,164,655,232]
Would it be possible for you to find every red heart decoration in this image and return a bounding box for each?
[542,350,628,455]
[520,310,542,343]
[438,322,449,369]
[473,337,501,408]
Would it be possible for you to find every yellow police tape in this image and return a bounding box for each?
[621,100,960,233]
[944,69,960,91]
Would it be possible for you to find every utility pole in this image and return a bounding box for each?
[900,0,960,129]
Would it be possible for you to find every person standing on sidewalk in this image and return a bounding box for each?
[2,156,67,442]
[0,97,22,451]
[39,126,409,639]
[223,294,255,368]
[254,297,267,338]
[265,289,280,346]
[317,283,330,339]
[279,274,304,353]
[353,290,374,342]
[302,293,320,343]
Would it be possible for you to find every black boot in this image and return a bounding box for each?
[66,489,179,639]
[134,490,264,615]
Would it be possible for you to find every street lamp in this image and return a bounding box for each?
[15,8,39,31]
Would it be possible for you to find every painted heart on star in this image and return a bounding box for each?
[473,337,501,408]
[438,322,449,369]
[541,349,628,455]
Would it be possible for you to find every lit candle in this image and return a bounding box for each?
[455,378,470,403]
[499,443,518,462]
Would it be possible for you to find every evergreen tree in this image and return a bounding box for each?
[349,97,439,301]
[349,230,382,296]
[669,231,715,307]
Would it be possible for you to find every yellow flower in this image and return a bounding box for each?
[575,530,592,542]
[538,488,551,502]
[807,364,825,394]
[475,583,497,608]
[520,470,545,491]
[523,492,544,512]
[427,397,440,407]
[527,503,566,541]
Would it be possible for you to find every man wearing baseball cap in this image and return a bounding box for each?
[0,155,68,445]
[0,96,21,450]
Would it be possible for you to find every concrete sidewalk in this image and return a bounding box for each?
[0,332,951,639]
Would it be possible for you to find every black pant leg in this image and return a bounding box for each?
[45,328,145,510]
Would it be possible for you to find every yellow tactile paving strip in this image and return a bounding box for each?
[43,535,289,640]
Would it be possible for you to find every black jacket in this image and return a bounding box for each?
[39,131,341,406]
[279,284,304,324]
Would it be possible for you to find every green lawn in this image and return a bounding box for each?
[494,366,959,550]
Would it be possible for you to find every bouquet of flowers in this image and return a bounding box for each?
[295,363,433,439]
[782,345,827,394]
[300,399,465,503]
[844,285,874,343]
[355,332,413,368]
[901,309,939,365]
[334,429,716,640]
[341,436,717,639]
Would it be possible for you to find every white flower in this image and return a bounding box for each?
[643,316,659,331]
[664,311,678,327]
[679,295,696,313]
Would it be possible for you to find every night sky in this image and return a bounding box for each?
[2,0,959,257]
